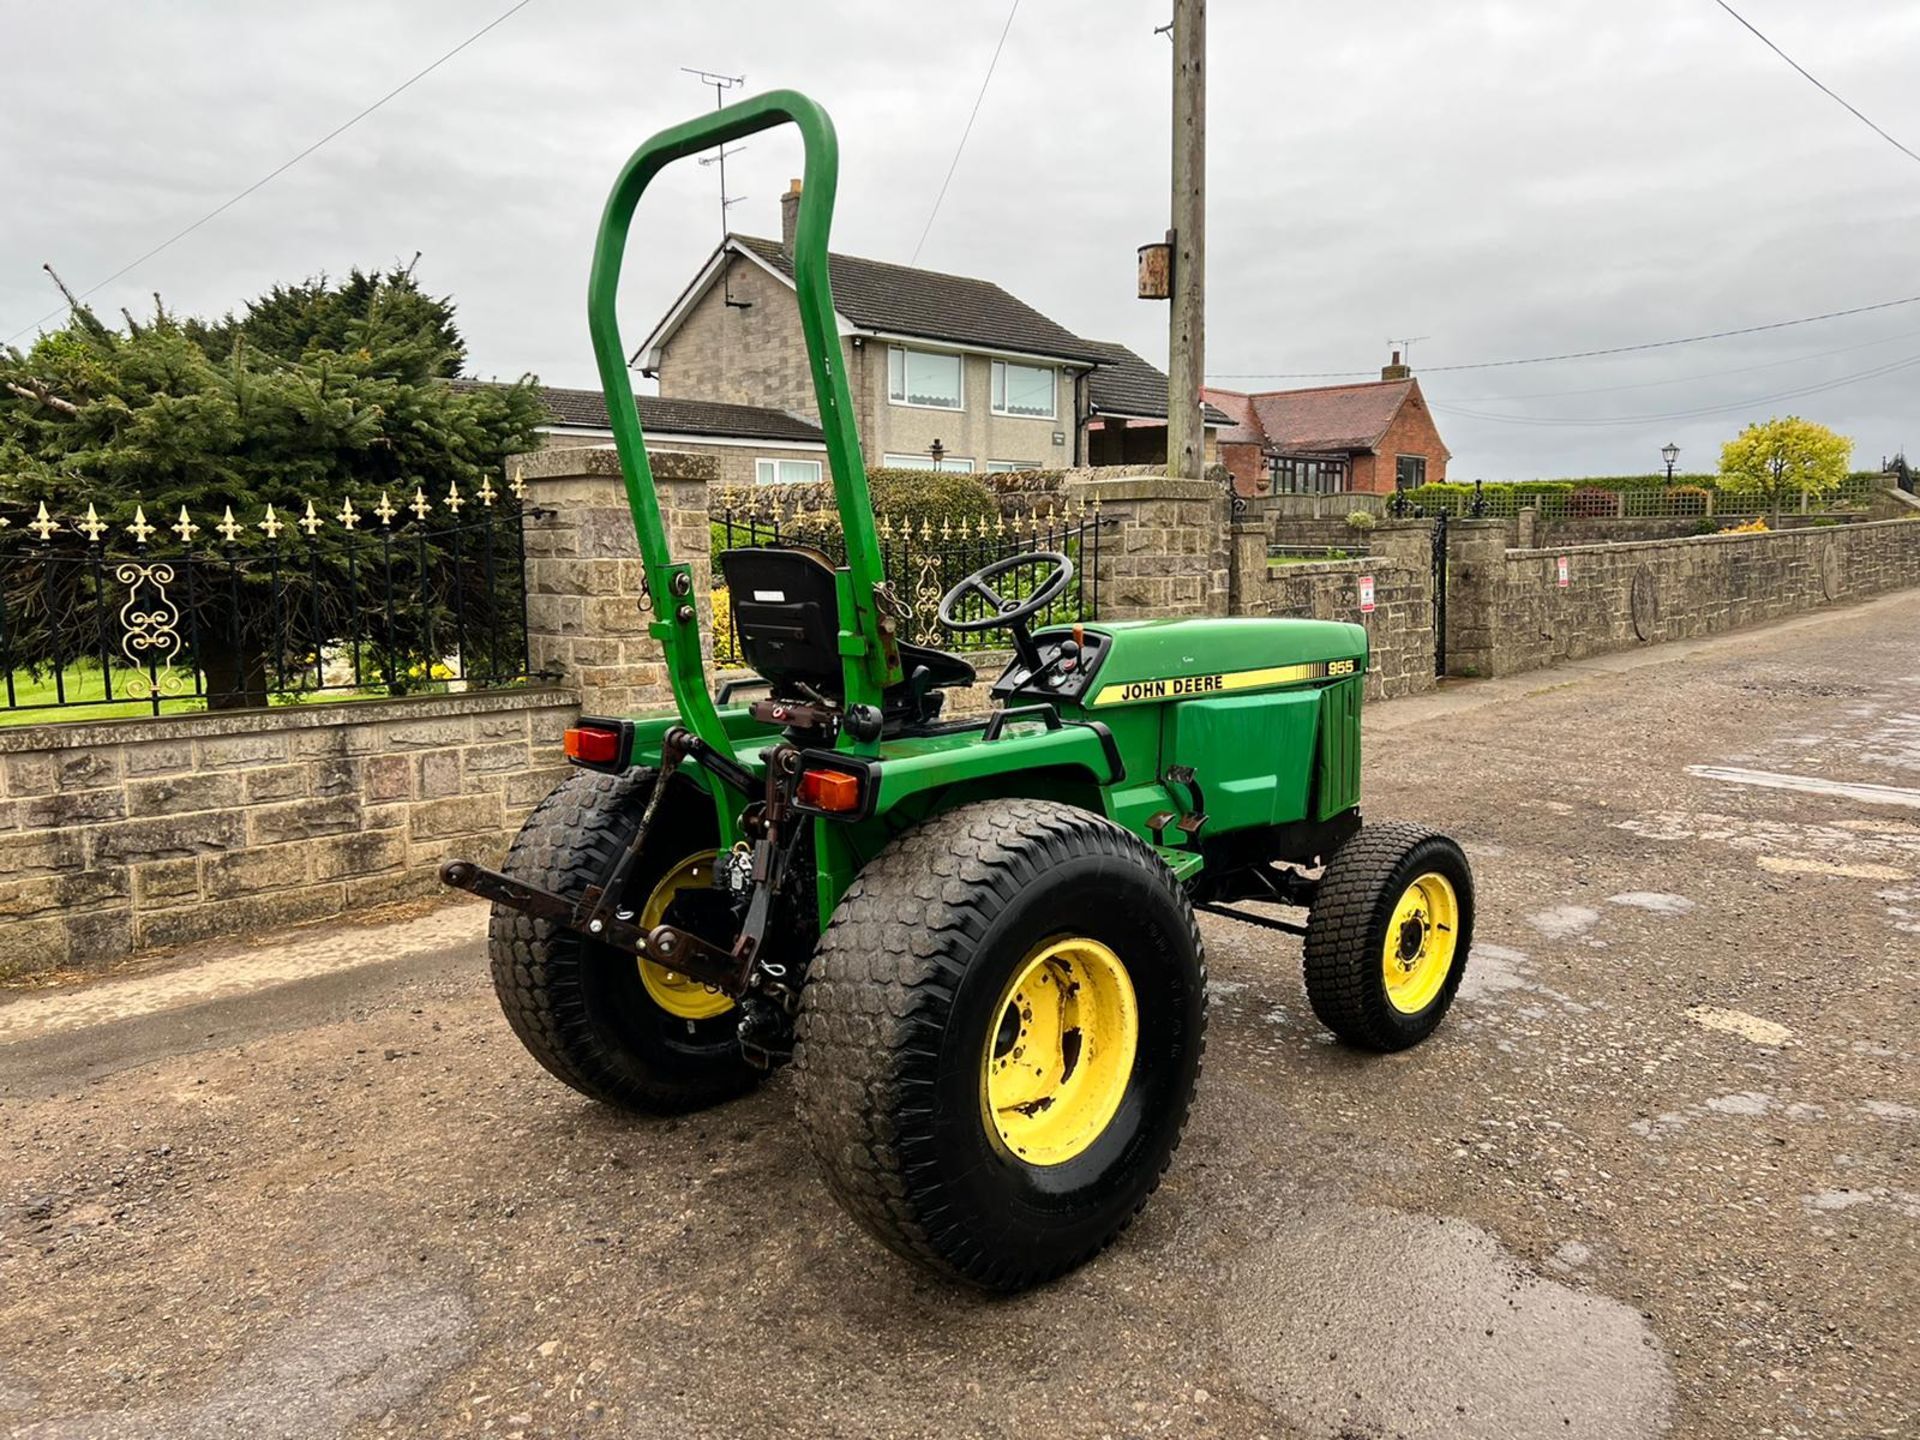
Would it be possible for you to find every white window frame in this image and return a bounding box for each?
[1395,454,1427,490]
[887,345,965,412]
[986,460,1041,474]
[882,452,975,474]
[754,457,823,485]
[989,359,1056,420]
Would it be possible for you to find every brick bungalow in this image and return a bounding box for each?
[1204,354,1451,497]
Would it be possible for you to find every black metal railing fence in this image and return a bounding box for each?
[710,498,1104,664]
[0,484,542,720]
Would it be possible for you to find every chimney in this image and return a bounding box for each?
[1381,349,1411,381]
[780,178,803,250]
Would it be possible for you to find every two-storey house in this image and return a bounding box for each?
[635,181,1215,478]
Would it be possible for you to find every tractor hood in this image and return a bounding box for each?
[1069,617,1368,708]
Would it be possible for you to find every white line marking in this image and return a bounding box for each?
[1685,765,1920,810]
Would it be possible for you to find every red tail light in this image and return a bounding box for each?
[564,726,620,764]
[797,767,863,813]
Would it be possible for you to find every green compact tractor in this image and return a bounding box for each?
[444,91,1474,1291]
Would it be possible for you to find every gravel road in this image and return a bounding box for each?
[2,595,1916,1440]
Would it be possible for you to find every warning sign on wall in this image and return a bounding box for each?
[1358,575,1376,613]
[1556,555,1570,588]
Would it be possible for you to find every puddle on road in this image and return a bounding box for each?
[1524,905,1601,942]
[1219,1204,1671,1440]
[10,1273,471,1439]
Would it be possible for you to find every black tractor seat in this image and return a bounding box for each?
[718,547,974,726]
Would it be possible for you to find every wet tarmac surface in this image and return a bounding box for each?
[3,593,1917,1438]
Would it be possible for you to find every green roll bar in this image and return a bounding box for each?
[586,89,902,764]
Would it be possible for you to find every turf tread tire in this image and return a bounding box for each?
[1302,820,1473,1052]
[487,767,759,1114]
[791,798,1206,1290]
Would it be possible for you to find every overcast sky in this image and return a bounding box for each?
[5,1,1918,478]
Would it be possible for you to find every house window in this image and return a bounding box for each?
[882,452,974,473]
[754,457,823,485]
[887,346,963,410]
[986,460,1041,473]
[990,360,1055,419]
[1395,455,1427,489]
[1268,455,1349,495]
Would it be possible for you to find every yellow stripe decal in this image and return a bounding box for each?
[1091,658,1355,706]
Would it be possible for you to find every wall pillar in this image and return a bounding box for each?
[514,445,716,716]
[1442,518,1508,678]
[1066,475,1230,619]
[1228,516,1273,614]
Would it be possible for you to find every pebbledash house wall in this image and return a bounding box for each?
[651,253,1080,473]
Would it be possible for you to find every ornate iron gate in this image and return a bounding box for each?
[1430,512,1449,677]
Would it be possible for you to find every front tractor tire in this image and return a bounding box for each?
[1303,821,1475,1052]
[487,767,762,1114]
[792,799,1207,1291]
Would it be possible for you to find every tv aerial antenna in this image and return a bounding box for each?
[684,67,752,309]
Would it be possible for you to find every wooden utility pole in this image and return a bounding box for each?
[1167,0,1206,479]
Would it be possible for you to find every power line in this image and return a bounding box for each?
[1206,293,1920,381]
[1432,349,1920,428]
[1709,0,1920,168]
[1442,326,1920,404]
[5,0,538,346]
[909,0,1020,266]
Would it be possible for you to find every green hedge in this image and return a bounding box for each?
[863,468,999,530]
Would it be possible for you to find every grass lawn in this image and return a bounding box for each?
[0,662,406,728]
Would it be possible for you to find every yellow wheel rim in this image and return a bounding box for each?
[636,851,734,1022]
[1382,872,1460,1015]
[982,937,1139,1166]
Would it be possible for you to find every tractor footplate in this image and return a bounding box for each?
[439,859,746,993]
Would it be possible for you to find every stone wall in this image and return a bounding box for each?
[1475,518,1920,676]
[0,689,577,980]
[519,445,715,717]
[1068,475,1229,619]
[1229,519,1438,700]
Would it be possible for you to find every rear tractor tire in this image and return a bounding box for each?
[791,799,1207,1291]
[487,767,762,1114]
[1302,821,1475,1052]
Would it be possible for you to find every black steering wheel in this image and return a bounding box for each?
[937,550,1074,633]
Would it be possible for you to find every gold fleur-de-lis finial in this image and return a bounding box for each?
[298,499,324,537]
[77,503,108,543]
[410,487,431,521]
[994,512,1007,537]
[374,490,396,525]
[940,516,953,540]
[478,478,497,507]
[444,481,463,514]
[172,505,200,543]
[128,505,157,544]
[216,506,243,543]
[509,466,526,501]
[28,501,58,541]
[257,504,283,540]
[338,497,360,530]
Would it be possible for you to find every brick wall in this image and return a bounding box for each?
[1349,384,1449,493]
[0,690,578,980]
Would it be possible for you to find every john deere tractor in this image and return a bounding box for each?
[443,91,1474,1291]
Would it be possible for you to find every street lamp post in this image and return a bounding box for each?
[1661,442,1679,482]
